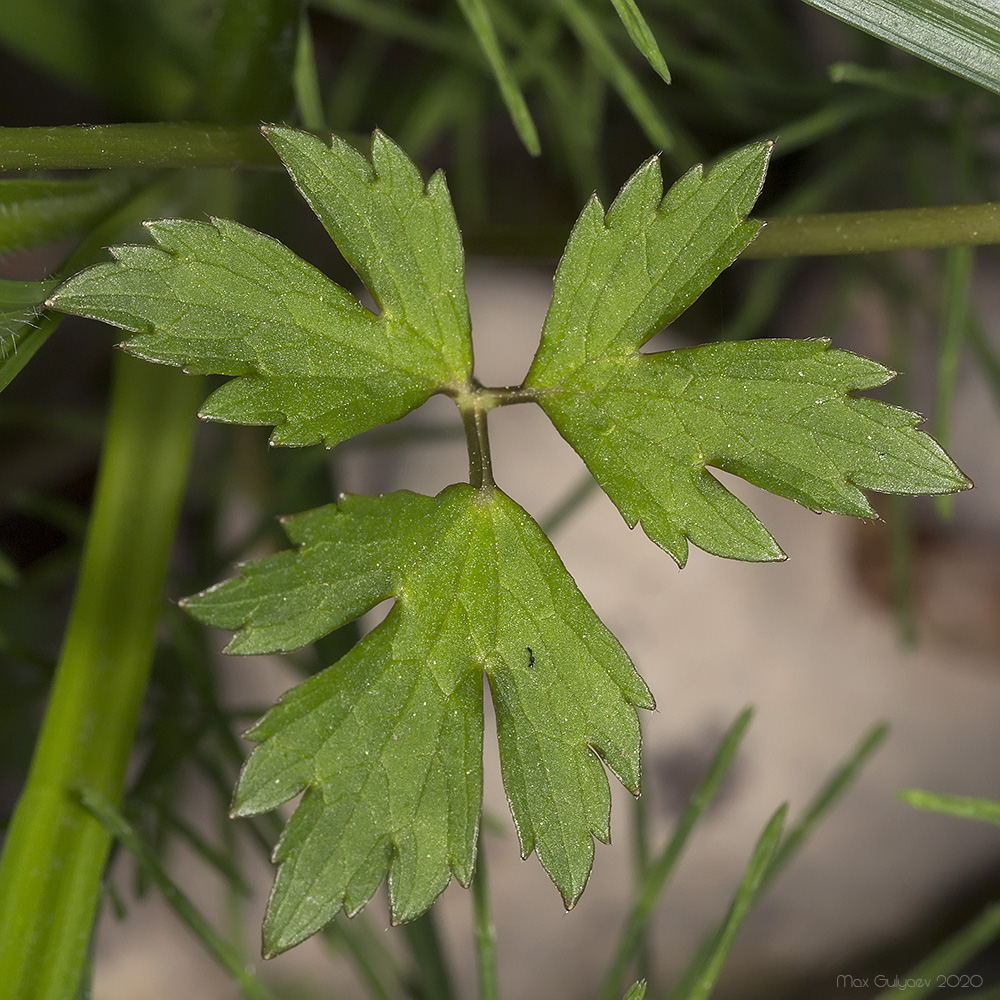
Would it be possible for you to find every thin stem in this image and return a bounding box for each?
[461,400,495,491]
[0,355,201,1000]
[745,201,1000,257]
[933,244,974,519]
[402,910,456,1000]
[76,787,277,1000]
[466,199,1000,260]
[472,850,499,1000]
[631,791,652,987]
[0,124,279,170]
[598,708,754,1000]
[479,384,540,406]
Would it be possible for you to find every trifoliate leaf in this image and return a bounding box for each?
[185,485,652,954]
[525,144,970,566]
[48,128,473,447]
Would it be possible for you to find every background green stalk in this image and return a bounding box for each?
[0,354,201,1000]
[0,124,279,170]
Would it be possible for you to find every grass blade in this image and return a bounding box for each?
[77,787,278,1000]
[623,982,647,1000]
[455,0,541,155]
[668,805,787,1000]
[799,0,1000,96]
[555,0,677,155]
[607,0,670,82]
[293,11,327,133]
[0,286,62,395]
[766,722,889,882]
[899,789,1000,826]
[598,708,754,1000]
[872,903,1000,998]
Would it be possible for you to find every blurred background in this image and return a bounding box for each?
[2,1,1000,997]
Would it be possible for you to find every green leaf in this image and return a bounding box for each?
[48,128,473,448]
[899,789,1000,826]
[185,485,652,953]
[800,0,1000,96]
[622,982,647,1000]
[454,0,541,155]
[526,142,971,566]
[608,0,670,83]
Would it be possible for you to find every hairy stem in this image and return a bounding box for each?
[0,356,200,1000]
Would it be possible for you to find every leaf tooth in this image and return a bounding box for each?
[605,154,663,230]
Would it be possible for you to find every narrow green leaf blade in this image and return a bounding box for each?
[800,0,1000,96]
[608,0,670,82]
[528,145,971,566]
[899,789,1000,826]
[76,787,278,1000]
[0,175,136,255]
[669,805,787,1000]
[768,721,888,880]
[599,708,754,1000]
[188,486,652,951]
[622,982,647,1000]
[872,904,1000,1000]
[454,0,541,155]
[556,0,675,151]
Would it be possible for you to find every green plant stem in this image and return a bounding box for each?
[0,354,201,1000]
[745,202,1000,257]
[472,850,499,1000]
[324,916,404,1000]
[460,398,495,491]
[76,787,277,1000]
[933,244,974,518]
[402,910,456,1000]
[0,124,278,170]
[466,198,1000,259]
[631,789,652,987]
[6,125,1000,259]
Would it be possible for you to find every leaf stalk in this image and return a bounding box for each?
[459,392,495,491]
